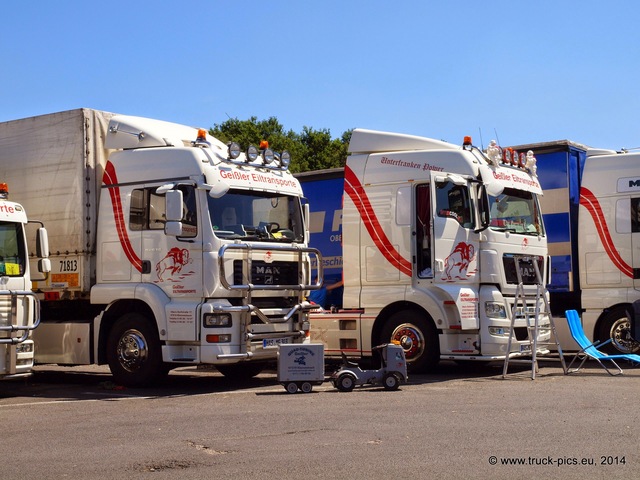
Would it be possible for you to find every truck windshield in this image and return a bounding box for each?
[488,188,544,235]
[208,190,304,242]
[0,222,25,276]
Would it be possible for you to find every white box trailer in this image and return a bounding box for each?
[0,109,110,294]
[0,109,321,387]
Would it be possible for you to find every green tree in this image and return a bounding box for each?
[210,116,350,173]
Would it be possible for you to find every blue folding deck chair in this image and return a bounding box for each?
[565,310,640,375]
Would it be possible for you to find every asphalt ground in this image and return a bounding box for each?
[1,357,638,480]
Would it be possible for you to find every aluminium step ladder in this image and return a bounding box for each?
[502,256,567,379]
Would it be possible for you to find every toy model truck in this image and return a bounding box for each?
[298,129,550,372]
[509,140,640,354]
[0,109,321,387]
[0,182,50,379]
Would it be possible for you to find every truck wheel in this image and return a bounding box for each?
[285,382,299,394]
[382,372,400,391]
[336,373,355,392]
[597,306,640,354]
[216,362,266,380]
[106,313,166,387]
[300,382,313,393]
[381,310,439,373]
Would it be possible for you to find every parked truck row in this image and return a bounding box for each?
[2,107,638,384]
[0,109,321,386]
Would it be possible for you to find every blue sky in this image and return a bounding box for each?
[2,1,639,150]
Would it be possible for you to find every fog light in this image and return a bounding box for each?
[203,313,232,328]
[16,342,34,353]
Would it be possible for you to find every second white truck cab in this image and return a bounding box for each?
[304,129,549,371]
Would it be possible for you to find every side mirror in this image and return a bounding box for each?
[165,190,184,237]
[38,258,52,274]
[36,227,50,258]
[165,190,183,221]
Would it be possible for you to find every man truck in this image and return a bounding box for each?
[0,182,50,379]
[298,129,549,372]
[510,140,640,354]
[0,108,320,386]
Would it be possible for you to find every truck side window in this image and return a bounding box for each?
[436,181,473,228]
[128,186,197,237]
[416,184,432,278]
[129,189,145,230]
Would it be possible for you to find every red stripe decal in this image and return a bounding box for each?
[344,166,412,277]
[103,161,143,272]
[579,186,633,278]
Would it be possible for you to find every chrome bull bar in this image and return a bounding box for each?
[0,290,41,345]
[216,243,323,360]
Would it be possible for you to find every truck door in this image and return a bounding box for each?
[140,185,203,341]
[415,183,432,278]
[432,176,479,284]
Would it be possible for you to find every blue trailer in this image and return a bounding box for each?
[297,168,345,309]
[511,141,588,315]
[510,140,640,354]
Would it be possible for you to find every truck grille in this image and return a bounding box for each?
[233,260,299,286]
[503,255,543,285]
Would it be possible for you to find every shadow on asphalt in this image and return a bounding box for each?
[3,354,633,402]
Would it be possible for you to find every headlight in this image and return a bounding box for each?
[203,313,232,328]
[485,301,507,319]
[488,326,510,336]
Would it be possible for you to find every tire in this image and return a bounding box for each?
[300,382,313,393]
[336,373,356,392]
[106,313,167,388]
[285,382,299,394]
[216,362,266,380]
[380,310,439,373]
[382,372,400,391]
[597,306,640,354]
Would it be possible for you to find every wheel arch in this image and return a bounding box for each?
[371,300,438,347]
[594,303,632,338]
[97,299,157,364]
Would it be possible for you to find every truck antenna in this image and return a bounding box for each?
[493,128,501,146]
[478,128,484,150]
